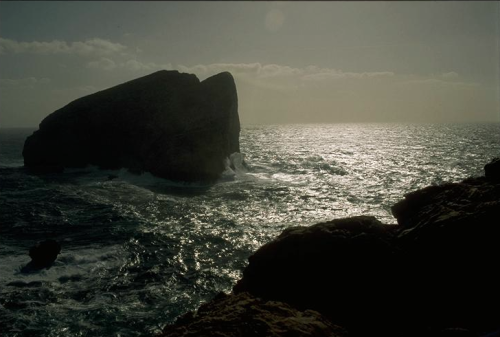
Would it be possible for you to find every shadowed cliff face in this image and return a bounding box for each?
[23,70,240,182]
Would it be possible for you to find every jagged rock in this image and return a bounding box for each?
[23,70,240,182]
[23,239,61,271]
[160,292,347,337]
[234,216,402,336]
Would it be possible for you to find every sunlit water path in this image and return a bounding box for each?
[1,123,499,336]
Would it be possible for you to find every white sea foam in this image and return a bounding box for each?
[220,152,250,181]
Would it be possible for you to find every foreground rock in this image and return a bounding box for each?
[234,216,404,336]
[23,70,240,182]
[160,292,346,337]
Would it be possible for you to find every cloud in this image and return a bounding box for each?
[171,62,491,124]
[260,64,303,78]
[175,62,485,99]
[122,59,172,72]
[301,70,395,81]
[87,58,117,71]
[84,60,395,83]
[397,78,479,87]
[0,77,51,87]
[177,62,395,83]
[177,63,262,77]
[441,71,459,79]
[0,37,126,56]
[51,85,99,97]
[86,57,172,72]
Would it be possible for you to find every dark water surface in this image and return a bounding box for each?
[1,123,499,336]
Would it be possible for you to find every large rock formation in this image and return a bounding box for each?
[23,70,240,182]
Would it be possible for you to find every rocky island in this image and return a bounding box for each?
[161,158,500,337]
[23,70,240,182]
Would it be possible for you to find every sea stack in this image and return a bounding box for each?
[23,70,240,182]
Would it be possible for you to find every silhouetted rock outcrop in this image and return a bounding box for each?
[23,70,240,182]
[22,239,61,272]
[160,292,347,337]
[233,216,400,335]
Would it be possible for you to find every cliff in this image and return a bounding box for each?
[23,70,240,182]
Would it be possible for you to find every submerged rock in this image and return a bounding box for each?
[23,70,240,182]
[160,292,346,337]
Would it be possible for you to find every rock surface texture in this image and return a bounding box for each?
[23,70,240,182]
[160,292,346,337]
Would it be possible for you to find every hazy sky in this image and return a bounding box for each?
[0,1,499,127]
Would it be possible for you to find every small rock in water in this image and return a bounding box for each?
[22,239,61,272]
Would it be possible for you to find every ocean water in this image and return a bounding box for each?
[0,123,499,336]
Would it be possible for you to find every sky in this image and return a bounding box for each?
[0,1,499,127]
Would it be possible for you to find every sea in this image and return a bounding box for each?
[1,123,499,337]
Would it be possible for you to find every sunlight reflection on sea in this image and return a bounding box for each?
[0,123,499,336]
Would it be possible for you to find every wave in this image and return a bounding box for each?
[65,165,214,194]
[220,152,250,181]
[2,124,499,337]
[0,162,24,169]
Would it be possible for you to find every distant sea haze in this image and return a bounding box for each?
[0,122,499,336]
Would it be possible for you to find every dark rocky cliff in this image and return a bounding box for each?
[23,70,240,182]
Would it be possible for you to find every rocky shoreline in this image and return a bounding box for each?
[160,158,500,337]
